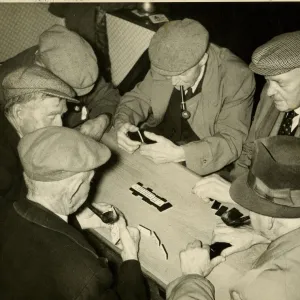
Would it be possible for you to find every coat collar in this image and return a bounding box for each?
[0,111,20,151]
[14,198,99,258]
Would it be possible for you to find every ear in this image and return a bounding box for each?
[267,216,275,230]
[67,177,84,204]
[11,103,24,121]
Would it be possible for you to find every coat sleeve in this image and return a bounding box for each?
[113,71,154,129]
[166,275,215,300]
[80,76,121,120]
[75,260,147,300]
[117,260,148,300]
[230,265,293,300]
[182,56,255,176]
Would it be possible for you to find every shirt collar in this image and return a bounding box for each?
[191,67,204,93]
[294,107,300,115]
[55,213,68,223]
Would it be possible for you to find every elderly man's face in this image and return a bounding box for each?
[69,171,95,214]
[265,68,300,112]
[168,63,204,91]
[18,95,67,136]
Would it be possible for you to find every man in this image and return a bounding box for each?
[168,136,300,300]
[113,18,255,175]
[0,65,78,201]
[0,24,120,141]
[230,30,300,180]
[0,126,147,299]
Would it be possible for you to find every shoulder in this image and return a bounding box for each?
[209,43,254,80]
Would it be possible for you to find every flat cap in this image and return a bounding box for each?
[2,65,79,104]
[18,126,111,182]
[37,25,98,96]
[149,19,209,76]
[250,31,300,76]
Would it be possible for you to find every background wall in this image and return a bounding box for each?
[0,3,63,62]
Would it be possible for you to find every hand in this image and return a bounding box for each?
[192,174,234,204]
[116,122,141,153]
[119,226,141,261]
[212,223,270,257]
[139,131,185,163]
[80,114,110,141]
[180,240,225,277]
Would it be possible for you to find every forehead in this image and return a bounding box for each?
[266,68,300,82]
[39,96,66,111]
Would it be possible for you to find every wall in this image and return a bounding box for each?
[0,3,64,62]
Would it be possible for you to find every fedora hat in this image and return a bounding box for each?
[230,136,300,218]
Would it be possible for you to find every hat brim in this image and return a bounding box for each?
[42,89,79,104]
[74,85,94,97]
[249,63,294,76]
[230,173,300,218]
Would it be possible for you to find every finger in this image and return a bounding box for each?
[202,244,210,252]
[143,131,164,142]
[220,246,238,257]
[187,240,202,249]
[210,255,226,267]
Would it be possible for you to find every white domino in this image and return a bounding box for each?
[160,243,168,260]
[151,231,161,246]
[131,184,166,207]
[138,224,152,237]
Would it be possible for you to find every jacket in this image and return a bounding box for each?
[231,84,300,180]
[114,44,255,175]
[0,198,147,300]
[166,227,300,300]
[0,111,23,202]
[0,46,120,125]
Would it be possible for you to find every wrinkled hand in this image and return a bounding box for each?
[212,223,270,257]
[80,114,110,141]
[116,122,141,153]
[180,240,225,277]
[139,131,185,163]
[119,226,141,261]
[192,174,234,204]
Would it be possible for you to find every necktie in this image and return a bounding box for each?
[185,87,193,100]
[278,111,298,136]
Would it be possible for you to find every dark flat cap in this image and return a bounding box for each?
[230,136,300,218]
[2,65,79,104]
[149,19,209,76]
[250,31,300,76]
[18,126,111,182]
[37,25,98,96]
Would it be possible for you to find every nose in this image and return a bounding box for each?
[266,81,277,97]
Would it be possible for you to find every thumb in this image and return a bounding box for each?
[143,131,164,142]
[210,255,225,268]
[221,246,236,257]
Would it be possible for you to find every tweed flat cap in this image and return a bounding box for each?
[149,19,209,76]
[37,25,98,96]
[18,126,111,182]
[230,136,300,218]
[2,65,79,104]
[250,31,300,76]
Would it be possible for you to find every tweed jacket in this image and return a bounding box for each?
[114,44,255,175]
[231,84,300,180]
[166,227,300,300]
[0,111,24,203]
[0,46,120,125]
[0,199,147,300]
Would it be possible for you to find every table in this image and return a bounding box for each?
[91,130,266,300]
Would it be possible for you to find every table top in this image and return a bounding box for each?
[92,129,266,299]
